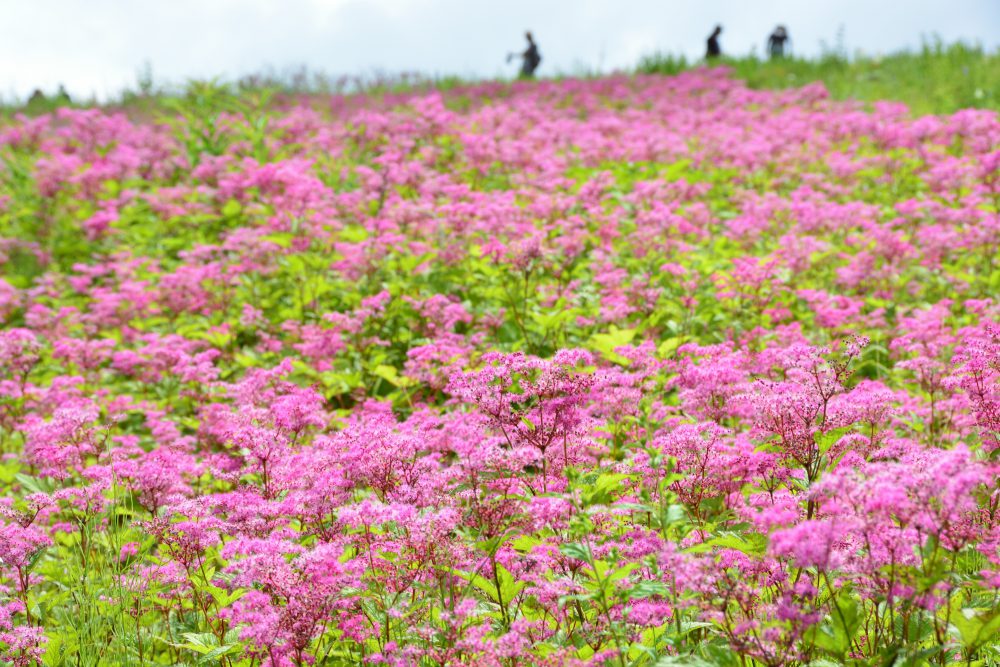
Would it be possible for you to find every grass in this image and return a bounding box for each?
[637,39,1000,116]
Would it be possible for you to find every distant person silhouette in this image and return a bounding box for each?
[768,26,790,58]
[509,31,542,78]
[706,25,722,59]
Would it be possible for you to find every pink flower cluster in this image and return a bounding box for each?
[0,69,997,665]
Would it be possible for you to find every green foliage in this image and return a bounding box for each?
[638,39,1000,116]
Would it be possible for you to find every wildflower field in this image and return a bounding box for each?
[0,69,998,666]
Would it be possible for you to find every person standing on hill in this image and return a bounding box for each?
[768,25,790,58]
[706,25,723,59]
[509,31,542,78]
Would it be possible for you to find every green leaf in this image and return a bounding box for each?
[559,542,592,562]
[451,564,523,607]
[207,585,246,608]
[890,646,944,667]
[496,563,525,602]
[582,473,628,506]
[815,426,853,455]
[262,233,293,248]
[0,459,20,484]
[588,326,637,364]
[700,642,743,667]
[372,363,411,388]
[628,580,669,599]
[197,643,242,664]
[511,535,541,552]
[657,336,686,358]
[15,473,57,495]
[654,655,718,666]
[805,591,860,659]
[685,533,739,554]
[176,632,220,655]
[951,606,1000,651]
[221,199,242,218]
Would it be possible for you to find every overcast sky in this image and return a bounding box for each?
[1,0,998,101]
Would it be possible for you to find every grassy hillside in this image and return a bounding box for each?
[6,40,1000,119]
[638,40,1000,115]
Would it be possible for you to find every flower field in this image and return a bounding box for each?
[0,69,998,666]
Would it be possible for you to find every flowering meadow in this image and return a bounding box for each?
[0,69,998,666]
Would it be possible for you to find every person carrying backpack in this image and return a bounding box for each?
[509,31,542,78]
[767,26,790,58]
[706,25,723,59]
